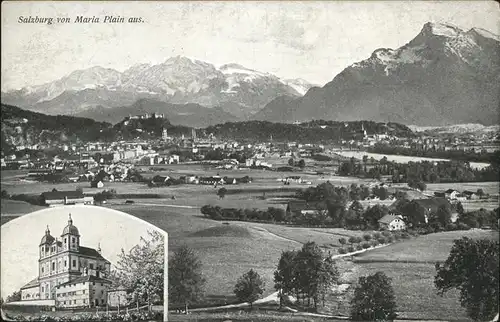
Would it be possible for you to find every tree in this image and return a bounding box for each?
[293,242,338,310]
[217,187,228,199]
[435,237,499,321]
[1,190,9,199]
[338,238,347,246]
[456,201,465,215]
[115,230,164,311]
[169,245,206,313]
[5,290,21,303]
[476,189,484,198]
[288,158,294,166]
[349,200,364,215]
[434,204,452,228]
[274,250,297,308]
[298,159,306,169]
[350,271,398,321]
[234,269,265,309]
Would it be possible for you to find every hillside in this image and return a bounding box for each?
[253,23,500,126]
[205,120,414,143]
[1,104,417,151]
[1,103,113,154]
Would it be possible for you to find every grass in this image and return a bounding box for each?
[352,262,471,320]
[0,199,47,215]
[354,229,499,263]
[106,205,365,307]
[340,230,499,320]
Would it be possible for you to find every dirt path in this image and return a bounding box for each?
[247,226,303,245]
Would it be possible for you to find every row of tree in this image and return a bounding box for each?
[338,156,498,183]
[368,143,500,164]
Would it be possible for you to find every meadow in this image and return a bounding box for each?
[344,229,498,320]
[1,164,498,319]
[108,204,369,307]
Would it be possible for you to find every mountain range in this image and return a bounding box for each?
[1,22,499,127]
[253,23,500,126]
[1,57,316,124]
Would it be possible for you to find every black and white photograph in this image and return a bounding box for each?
[1,206,167,321]
[1,1,499,321]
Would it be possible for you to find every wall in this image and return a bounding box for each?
[55,282,90,308]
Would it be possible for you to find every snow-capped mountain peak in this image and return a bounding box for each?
[423,22,462,38]
[2,56,316,118]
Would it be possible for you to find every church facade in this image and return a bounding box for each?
[20,215,112,308]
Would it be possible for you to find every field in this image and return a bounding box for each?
[425,181,500,196]
[0,199,46,216]
[1,163,499,319]
[108,204,367,307]
[344,230,499,320]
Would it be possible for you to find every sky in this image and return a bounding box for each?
[1,1,499,91]
[0,206,167,299]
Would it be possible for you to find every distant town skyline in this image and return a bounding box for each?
[1,1,499,91]
[0,206,166,299]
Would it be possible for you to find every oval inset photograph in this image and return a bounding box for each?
[1,205,167,322]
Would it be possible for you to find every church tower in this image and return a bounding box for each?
[61,214,80,252]
[40,225,55,259]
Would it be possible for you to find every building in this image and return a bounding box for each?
[41,191,88,207]
[378,215,406,231]
[286,200,328,218]
[20,215,112,308]
[444,189,459,200]
[462,191,480,200]
[107,286,130,308]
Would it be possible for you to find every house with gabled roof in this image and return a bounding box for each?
[378,214,406,231]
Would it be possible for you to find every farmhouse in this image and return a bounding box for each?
[413,198,452,214]
[90,180,104,188]
[286,200,328,217]
[462,190,480,200]
[378,215,406,231]
[444,189,459,200]
[41,191,89,207]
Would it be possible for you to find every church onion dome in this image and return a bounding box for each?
[61,214,80,236]
[40,225,55,246]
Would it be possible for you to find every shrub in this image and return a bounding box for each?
[355,237,363,244]
[382,231,391,237]
[457,222,470,230]
[377,237,386,244]
[348,246,355,252]
[362,242,371,249]
[371,240,380,247]
[446,223,458,231]
[363,234,372,242]
[401,232,410,239]
[338,248,347,254]
[339,237,347,245]
[356,245,363,251]
[373,232,382,239]
[386,236,394,243]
